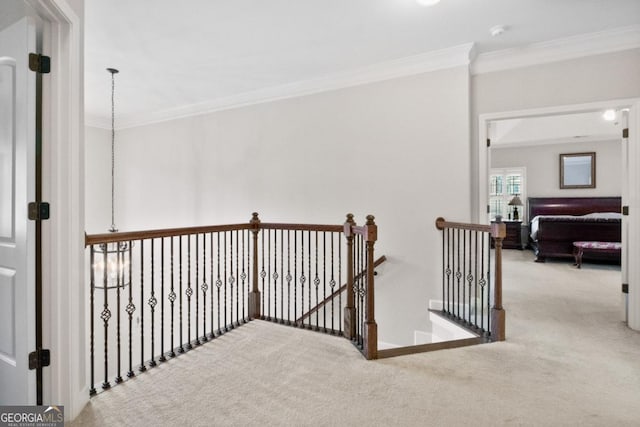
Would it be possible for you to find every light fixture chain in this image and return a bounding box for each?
[110,69,117,232]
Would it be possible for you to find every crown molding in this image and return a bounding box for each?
[472,25,640,75]
[89,43,475,130]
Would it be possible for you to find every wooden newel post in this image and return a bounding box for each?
[491,216,506,341]
[343,213,356,340]
[249,212,261,319]
[363,215,378,360]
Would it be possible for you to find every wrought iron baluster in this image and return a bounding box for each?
[267,230,271,321]
[159,238,166,362]
[115,244,123,383]
[89,247,96,396]
[329,233,335,333]
[149,239,157,367]
[186,235,193,349]
[280,229,284,324]
[216,232,222,335]
[286,230,292,325]
[323,232,327,332]
[260,230,266,320]
[294,231,298,326]
[229,231,236,329]
[242,229,248,323]
[487,232,492,335]
[127,241,136,374]
[101,246,111,389]
[272,230,279,323]
[300,230,306,328]
[446,228,451,314]
[314,231,320,331]
[139,240,146,372]
[307,230,311,329]
[236,229,240,326]
[169,237,176,357]
[474,231,479,329]
[209,233,219,339]
[178,236,184,353]
[455,229,461,319]
[338,233,342,335]
[353,234,358,343]
[360,235,365,347]
[356,234,362,346]
[194,233,199,345]
[201,233,208,342]
[224,231,228,331]
[462,230,466,322]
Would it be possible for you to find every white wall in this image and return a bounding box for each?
[84,126,111,233]
[471,48,640,221]
[85,66,471,345]
[491,139,621,203]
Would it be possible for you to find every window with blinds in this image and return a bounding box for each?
[489,168,526,221]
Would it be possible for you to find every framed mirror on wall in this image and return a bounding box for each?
[560,152,596,189]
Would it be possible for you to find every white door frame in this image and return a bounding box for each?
[25,0,86,419]
[477,97,640,332]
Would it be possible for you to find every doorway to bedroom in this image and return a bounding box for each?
[478,98,640,327]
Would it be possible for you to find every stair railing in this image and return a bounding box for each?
[435,216,506,341]
[85,212,379,396]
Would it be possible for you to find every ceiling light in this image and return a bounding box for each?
[602,109,616,121]
[416,0,441,6]
[490,25,507,37]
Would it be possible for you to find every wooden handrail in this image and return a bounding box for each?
[86,221,343,246]
[85,223,253,246]
[259,223,343,232]
[296,255,387,323]
[435,217,492,234]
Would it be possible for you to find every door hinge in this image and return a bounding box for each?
[28,202,50,220]
[487,205,490,214]
[622,283,629,294]
[28,53,50,74]
[487,138,491,147]
[622,128,629,139]
[622,206,629,216]
[29,348,50,370]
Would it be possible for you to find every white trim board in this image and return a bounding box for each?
[26,0,87,420]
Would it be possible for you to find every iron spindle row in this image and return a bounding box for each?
[257,229,345,334]
[88,229,255,394]
[86,214,378,394]
[440,225,492,336]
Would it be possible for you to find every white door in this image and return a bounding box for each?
[0,17,37,405]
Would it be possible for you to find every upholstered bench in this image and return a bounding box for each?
[573,241,622,268]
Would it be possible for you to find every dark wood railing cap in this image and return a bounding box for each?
[250,212,260,225]
[345,213,355,225]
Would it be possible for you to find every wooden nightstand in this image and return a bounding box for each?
[492,220,523,249]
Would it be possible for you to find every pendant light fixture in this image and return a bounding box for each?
[94,67,129,289]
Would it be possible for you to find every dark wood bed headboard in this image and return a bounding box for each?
[527,197,622,221]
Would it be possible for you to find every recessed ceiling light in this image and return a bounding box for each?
[490,25,507,37]
[416,0,441,6]
[603,109,616,121]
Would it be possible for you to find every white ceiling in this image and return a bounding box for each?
[490,111,623,148]
[84,0,640,129]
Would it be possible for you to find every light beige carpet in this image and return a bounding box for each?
[69,250,640,426]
